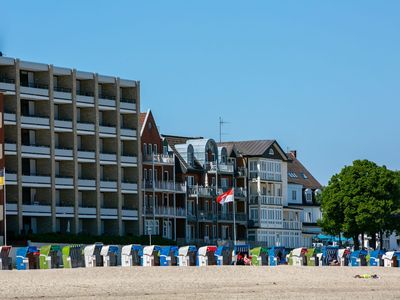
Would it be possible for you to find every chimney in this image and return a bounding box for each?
[290,150,297,158]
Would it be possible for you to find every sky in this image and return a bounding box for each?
[1,0,399,185]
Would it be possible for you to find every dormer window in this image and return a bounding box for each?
[268,148,274,155]
[305,188,313,202]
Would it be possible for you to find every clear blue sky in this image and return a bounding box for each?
[1,1,399,185]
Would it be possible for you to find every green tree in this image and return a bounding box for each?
[319,160,400,250]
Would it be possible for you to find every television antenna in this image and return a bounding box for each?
[219,117,229,143]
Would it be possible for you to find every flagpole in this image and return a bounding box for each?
[3,167,6,246]
[232,188,236,247]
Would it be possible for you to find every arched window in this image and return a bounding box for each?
[187,144,194,167]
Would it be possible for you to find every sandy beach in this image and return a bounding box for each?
[0,266,399,299]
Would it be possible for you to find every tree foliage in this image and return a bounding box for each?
[319,160,400,249]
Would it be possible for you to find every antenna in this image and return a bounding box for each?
[219,117,229,143]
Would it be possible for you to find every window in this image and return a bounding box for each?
[143,143,147,156]
[154,144,158,155]
[163,146,168,155]
[301,173,308,179]
[148,121,152,129]
[221,178,229,189]
[268,148,274,155]
[187,176,194,187]
[250,208,258,220]
[291,190,297,201]
[288,172,298,178]
[148,144,152,155]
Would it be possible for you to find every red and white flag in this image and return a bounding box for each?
[216,188,234,205]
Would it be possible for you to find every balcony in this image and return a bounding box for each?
[100,208,118,219]
[99,125,116,137]
[55,177,74,189]
[120,128,136,140]
[142,181,186,193]
[0,75,15,92]
[204,162,234,173]
[218,213,247,222]
[21,115,50,129]
[22,204,51,217]
[143,206,186,218]
[5,203,17,215]
[20,82,49,98]
[100,180,117,191]
[121,155,137,166]
[78,207,96,219]
[77,122,95,135]
[99,152,117,164]
[122,209,138,220]
[120,100,137,113]
[78,178,96,190]
[76,92,94,107]
[249,195,282,206]
[249,171,282,182]
[283,220,302,230]
[234,187,247,198]
[98,95,116,109]
[53,86,72,102]
[55,148,73,160]
[4,113,16,125]
[21,145,50,158]
[188,186,216,198]
[198,210,217,221]
[237,167,247,177]
[22,175,51,187]
[5,143,16,155]
[143,154,174,165]
[5,173,17,185]
[54,119,73,132]
[121,182,138,193]
[56,206,74,217]
[77,150,96,162]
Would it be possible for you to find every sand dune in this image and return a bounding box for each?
[0,266,399,299]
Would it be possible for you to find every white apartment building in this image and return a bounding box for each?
[0,56,141,239]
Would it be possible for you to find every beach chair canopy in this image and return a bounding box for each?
[350,249,367,258]
[84,244,102,256]
[234,245,250,254]
[178,245,197,256]
[269,247,285,256]
[215,246,229,256]
[100,245,119,256]
[198,246,217,256]
[338,248,350,258]
[292,248,307,257]
[143,245,161,256]
[370,250,385,258]
[0,246,12,256]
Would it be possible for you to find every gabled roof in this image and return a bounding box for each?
[220,140,288,160]
[287,152,322,190]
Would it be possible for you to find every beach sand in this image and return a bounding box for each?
[0,266,399,299]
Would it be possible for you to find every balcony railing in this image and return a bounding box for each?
[249,195,283,206]
[76,90,94,97]
[249,172,282,182]
[0,75,15,84]
[283,220,302,230]
[120,97,136,103]
[143,206,186,217]
[234,188,247,198]
[21,82,49,89]
[218,213,247,222]
[204,162,234,173]
[143,153,174,164]
[143,180,186,192]
[188,186,216,198]
[54,86,72,93]
[236,167,247,177]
